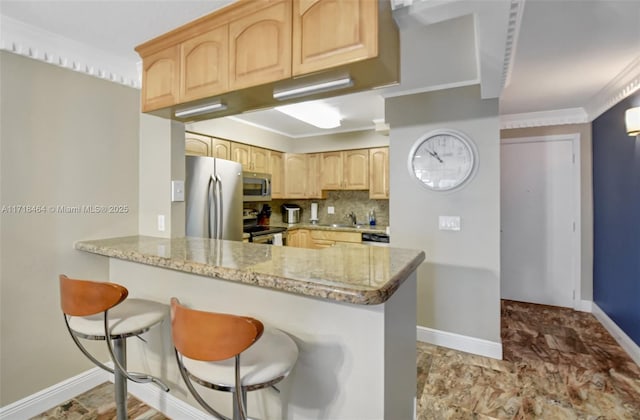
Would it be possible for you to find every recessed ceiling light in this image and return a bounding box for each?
[275,102,342,129]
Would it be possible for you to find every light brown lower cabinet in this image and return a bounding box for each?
[288,229,362,249]
[287,229,312,248]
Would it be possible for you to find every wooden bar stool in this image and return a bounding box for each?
[59,275,169,420]
[170,298,298,420]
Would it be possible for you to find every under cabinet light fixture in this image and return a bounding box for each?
[273,76,353,101]
[175,100,227,118]
[625,107,640,136]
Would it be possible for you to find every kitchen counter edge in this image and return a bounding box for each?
[74,236,423,305]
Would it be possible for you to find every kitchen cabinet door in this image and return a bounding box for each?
[284,153,307,198]
[211,138,231,159]
[251,147,270,173]
[141,46,179,112]
[270,151,285,199]
[179,25,228,103]
[185,133,211,156]
[292,0,378,75]
[343,149,369,190]
[287,229,312,248]
[231,143,251,170]
[320,151,343,190]
[306,153,322,198]
[229,0,292,90]
[369,147,389,199]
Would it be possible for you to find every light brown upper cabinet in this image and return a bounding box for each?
[179,26,228,102]
[185,134,231,159]
[136,0,397,119]
[270,151,285,199]
[284,153,307,198]
[210,138,232,160]
[141,46,179,112]
[232,143,271,172]
[292,0,378,75]
[320,149,369,190]
[229,0,292,90]
[306,153,323,198]
[369,147,389,199]
[185,133,211,156]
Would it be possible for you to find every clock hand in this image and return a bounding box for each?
[428,150,443,163]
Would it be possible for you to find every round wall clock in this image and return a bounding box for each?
[408,129,477,192]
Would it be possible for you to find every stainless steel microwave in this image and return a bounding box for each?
[242,172,271,202]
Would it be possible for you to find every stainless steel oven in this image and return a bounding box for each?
[244,225,287,245]
[243,172,271,202]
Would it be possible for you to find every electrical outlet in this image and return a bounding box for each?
[157,215,165,232]
[439,216,460,231]
[328,206,335,214]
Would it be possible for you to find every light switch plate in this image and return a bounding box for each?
[328,206,335,214]
[157,215,165,232]
[171,180,185,202]
[439,216,461,231]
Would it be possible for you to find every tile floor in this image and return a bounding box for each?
[417,300,640,419]
[33,300,640,419]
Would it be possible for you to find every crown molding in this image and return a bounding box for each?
[0,15,140,88]
[501,0,525,90]
[500,107,588,129]
[584,55,640,121]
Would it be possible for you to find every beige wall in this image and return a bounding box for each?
[139,115,186,238]
[501,124,594,300]
[386,85,501,343]
[186,117,291,151]
[0,52,140,405]
[188,113,389,154]
[289,130,389,154]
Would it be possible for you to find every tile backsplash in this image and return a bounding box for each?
[247,191,389,227]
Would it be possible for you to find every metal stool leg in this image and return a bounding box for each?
[114,337,128,420]
[231,387,247,420]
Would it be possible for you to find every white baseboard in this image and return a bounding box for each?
[0,362,210,420]
[416,326,503,359]
[576,299,593,313]
[591,303,640,367]
[120,377,211,420]
[0,366,109,419]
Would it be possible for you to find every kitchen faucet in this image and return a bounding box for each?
[346,211,357,225]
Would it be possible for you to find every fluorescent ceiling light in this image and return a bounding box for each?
[175,100,227,118]
[275,102,342,129]
[273,77,353,101]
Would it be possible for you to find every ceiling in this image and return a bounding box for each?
[1,0,638,137]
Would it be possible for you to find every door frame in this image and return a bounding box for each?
[500,133,582,310]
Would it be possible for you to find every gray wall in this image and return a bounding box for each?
[0,52,140,405]
[501,124,593,301]
[386,85,501,343]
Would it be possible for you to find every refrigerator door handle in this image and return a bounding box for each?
[207,175,215,239]
[215,175,224,239]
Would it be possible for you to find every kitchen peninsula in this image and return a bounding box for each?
[75,235,424,419]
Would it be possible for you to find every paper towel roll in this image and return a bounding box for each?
[310,202,318,221]
[273,233,283,246]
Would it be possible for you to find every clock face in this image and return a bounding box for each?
[409,130,476,191]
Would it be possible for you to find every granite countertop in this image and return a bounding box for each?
[75,236,423,305]
[272,222,389,235]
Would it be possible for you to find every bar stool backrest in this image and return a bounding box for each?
[59,274,128,316]
[170,298,264,362]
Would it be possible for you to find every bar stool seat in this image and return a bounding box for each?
[181,327,298,390]
[171,298,298,420]
[67,298,168,338]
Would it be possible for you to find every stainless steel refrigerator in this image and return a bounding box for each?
[185,156,242,241]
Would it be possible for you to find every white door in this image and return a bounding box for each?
[501,137,577,308]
